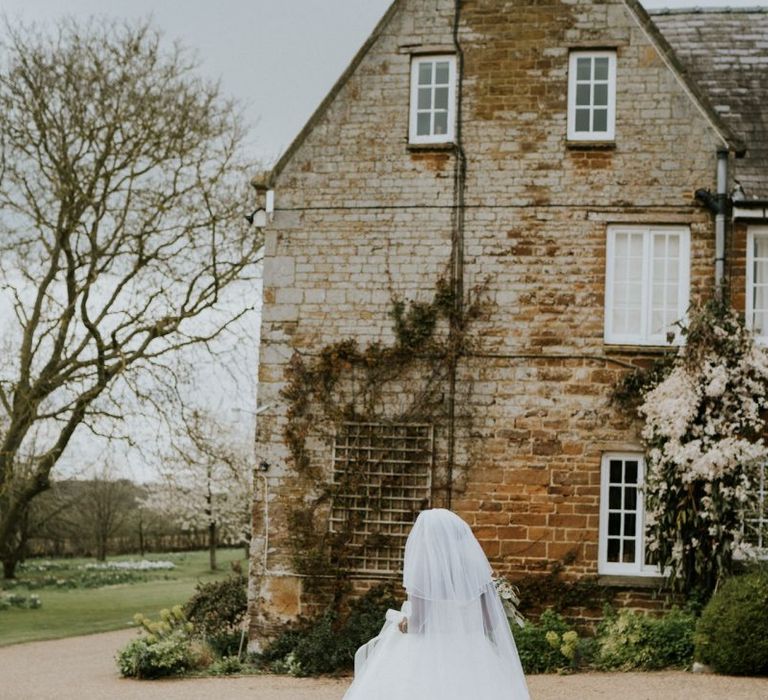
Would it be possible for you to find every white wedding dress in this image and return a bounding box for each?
[343,509,530,700]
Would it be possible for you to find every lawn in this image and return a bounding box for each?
[0,549,246,647]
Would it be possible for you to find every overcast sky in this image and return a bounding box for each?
[3,0,766,167]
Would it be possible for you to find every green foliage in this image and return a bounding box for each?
[595,607,695,670]
[612,354,674,414]
[259,583,400,676]
[695,570,768,675]
[1,570,153,590]
[514,556,615,615]
[183,575,247,656]
[117,606,200,679]
[0,592,41,610]
[207,655,244,675]
[511,609,589,674]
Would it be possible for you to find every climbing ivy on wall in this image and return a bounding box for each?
[278,275,486,601]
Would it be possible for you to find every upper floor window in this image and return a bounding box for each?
[567,51,617,141]
[746,227,768,341]
[604,225,690,346]
[409,55,456,145]
[599,453,660,576]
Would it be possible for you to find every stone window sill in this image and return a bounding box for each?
[603,344,676,356]
[566,140,616,151]
[598,575,666,589]
[407,141,456,153]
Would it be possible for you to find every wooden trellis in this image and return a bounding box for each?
[329,422,433,574]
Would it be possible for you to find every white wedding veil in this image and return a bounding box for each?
[349,508,530,700]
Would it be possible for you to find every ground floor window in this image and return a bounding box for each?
[598,452,659,576]
[329,422,433,574]
[745,462,768,559]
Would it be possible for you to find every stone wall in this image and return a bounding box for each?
[248,0,728,646]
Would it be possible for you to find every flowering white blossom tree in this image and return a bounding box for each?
[636,301,768,597]
[143,410,253,571]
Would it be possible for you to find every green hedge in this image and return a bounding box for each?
[695,570,768,675]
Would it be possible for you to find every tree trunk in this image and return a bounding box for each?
[209,520,217,571]
[96,538,107,561]
[2,557,18,579]
[138,514,145,557]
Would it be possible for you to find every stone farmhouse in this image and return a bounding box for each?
[247,0,768,645]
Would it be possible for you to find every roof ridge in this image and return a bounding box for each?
[648,6,768,15]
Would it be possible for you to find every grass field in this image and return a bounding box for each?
[0,549,246,647]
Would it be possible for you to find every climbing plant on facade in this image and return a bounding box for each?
[279,275,487,600]
[618,300,768,599]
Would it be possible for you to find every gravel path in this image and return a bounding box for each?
[2,629,767,699]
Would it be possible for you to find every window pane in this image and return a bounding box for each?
[417,112,431,136]
[624,513,637,536]
[593,83,608,106]
[433,111,448,135]
[434,86,449,110]
[576,84,591,106]
[623,538,636,562]
[625,486,637,511]
[609,486,622,509]
[594,57,609,80]
[418,88,432,110]
[575,108,590,132]
[593,109,608,132]
[610,460,622,483]
[609,513,621,537]
[435,62,450,84]
[625,460,638,484]
[755,236,768,260]
[608,538,620,562]
[576,57,591,80]
[755,272,768,297]
[418,62,433,85]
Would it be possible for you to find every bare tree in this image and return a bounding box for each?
[82,468,138,561]
[0,18,262,578]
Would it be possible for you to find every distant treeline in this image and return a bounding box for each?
[17,476,246,561]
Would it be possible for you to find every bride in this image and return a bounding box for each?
[344,508,530,700]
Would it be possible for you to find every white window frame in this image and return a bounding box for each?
[745,226,768,343]
[409,55,457,145]
[599,453,660,576]
[744,461,768,560]
[567,50,617,141]
[604,225,690,346]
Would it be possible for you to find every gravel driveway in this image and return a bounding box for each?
[2,629,767,699]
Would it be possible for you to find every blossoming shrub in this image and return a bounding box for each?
[695,569,768,675]
[636,301,768,596]
[595,607,695,670]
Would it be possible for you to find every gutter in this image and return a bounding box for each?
[732,200,768,221]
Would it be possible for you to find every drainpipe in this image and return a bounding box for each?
[715,148,728,298]
[695,148,729,299]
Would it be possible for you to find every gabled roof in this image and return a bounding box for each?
[267,0,753,187]
[267,1,400,187]
[651,7,768,199]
